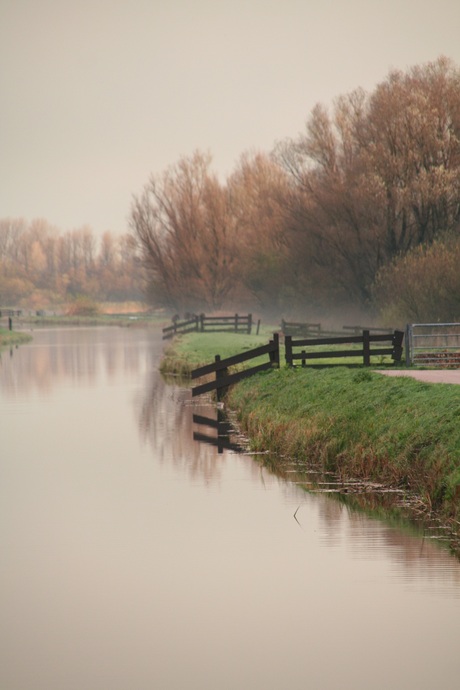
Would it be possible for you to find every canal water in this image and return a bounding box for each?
[1,326,459,690]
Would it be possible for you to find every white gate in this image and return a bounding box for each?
[405,323,460,366]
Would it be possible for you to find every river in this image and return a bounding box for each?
[1,326,459,690]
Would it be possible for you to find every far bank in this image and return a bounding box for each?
[0,327,32,349]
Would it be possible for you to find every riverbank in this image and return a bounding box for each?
[0,327,33,348]
[162,331,460,553]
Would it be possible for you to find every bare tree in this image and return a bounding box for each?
[130,151,239,310]
[275,56,460,307]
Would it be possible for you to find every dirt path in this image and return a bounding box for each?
[378,370,460,385]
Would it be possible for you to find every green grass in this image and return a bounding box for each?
[160,329,278,376]
[228,366,460,522]
[160,327,400,375]
[0,327,33,348]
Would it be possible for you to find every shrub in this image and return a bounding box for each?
[66,295,100,316]
[373,233,460,324]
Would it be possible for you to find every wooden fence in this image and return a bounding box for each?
[162,315,200,340]
[281,319,322,336]
[163,313,255,339]
[190,329,404,398]
[191,333,280,399]
[0,309,22,318]
[284,329,404,367]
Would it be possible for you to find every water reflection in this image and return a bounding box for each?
[0,326,149,395]
[193,409,244,453]
[1,327,460,690]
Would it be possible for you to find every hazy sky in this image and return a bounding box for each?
[1,0,459,237]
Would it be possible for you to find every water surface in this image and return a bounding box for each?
[1,327,459,690]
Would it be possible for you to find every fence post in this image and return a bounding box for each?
[200,313,205,332]
[363,330,370,366]
[285,334,293,366]
[9,317,13,331]
[392,330,404,363]
[215,354,228,402]
[248,313,252,334]
[256,319,261,335]
[405,324,412,366]
[195,315,199,332]
[234,313,238,332]
[215,354,222,401]
[269,332,280,368]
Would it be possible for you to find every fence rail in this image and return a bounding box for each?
[405,323,460,366]
[191,333,279,399]
[190,328,404,398]
[284,330,404,367]
[162,316,200,339]
[163,313,254,339]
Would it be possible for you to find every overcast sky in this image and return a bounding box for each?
[1,0,459,237]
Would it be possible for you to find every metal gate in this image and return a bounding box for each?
[405,323,460,366]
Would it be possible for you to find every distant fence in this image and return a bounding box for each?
[281,320,322,336]
[284,329,404,367]
[191,333,280,399]
[162,316,200,339]
[0,309,22,318]
[163,313,256,339]
[405,323,460,367]
[281,319,393,338]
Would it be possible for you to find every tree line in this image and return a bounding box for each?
[0,218,144,307]
[130,57,460,323]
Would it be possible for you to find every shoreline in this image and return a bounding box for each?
[161,333,460,557]
[0,328,33,348]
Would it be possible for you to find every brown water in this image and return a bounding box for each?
[1,327,460,690]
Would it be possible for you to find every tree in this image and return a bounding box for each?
[275,57,460,307]
[130,151,240,311]
[227,152,293,309]
[0,218,146,306]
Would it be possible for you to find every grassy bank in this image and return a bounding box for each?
[161,331,460,547]
[0,327,33,348]
[160,328,276,377]
[228,368,460,519]
[17,313,167,328]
